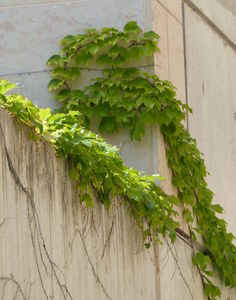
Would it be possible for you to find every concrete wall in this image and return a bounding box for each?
[0,0,158,175]
[152,1,205,299]
[184,0,236,237]
[0,0,236,299]
[0,0,145,107]
[183,0,236,298]
[0,108,159,299]
[152,0,236,299]
[0,1,160,300]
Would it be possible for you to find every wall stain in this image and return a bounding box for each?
[234,112,236,122]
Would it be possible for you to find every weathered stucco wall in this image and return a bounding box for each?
[0,2,161,299]
[0,108,160,299]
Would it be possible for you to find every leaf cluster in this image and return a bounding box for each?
[46,21,236,299]
[0,79,179,247]
[47,21,159,93]
[163,119,236,294]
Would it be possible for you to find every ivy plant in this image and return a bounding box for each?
[0,21,235,299]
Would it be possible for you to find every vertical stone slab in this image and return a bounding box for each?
[167,14,186,102]
[152,1,205,299]
[157,0,183,23]
[184,2,236,238]
[184,2,236,299]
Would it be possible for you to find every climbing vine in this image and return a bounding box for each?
[0,22,235,299]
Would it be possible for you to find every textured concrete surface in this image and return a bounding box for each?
[187,0,236,44]
[184,0,236,240]
[0,0,144,108]
[153,0,236,299]
[152,1,205,299]
[0,0,236,299]
[0,108,159,299]
[0,0,158,175]
[0,0,144,74]
[184,2,236,298]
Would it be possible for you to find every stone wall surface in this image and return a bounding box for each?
[153,0,236,299]
[0,0,158,175]
[0,108,159,299]
[184,1,236,298]
[184,0,236,251]
[0,2,160,299]
[0,0,145,108]
[0,0,236,299]
[187,0,236,43]
[152,2,202,300]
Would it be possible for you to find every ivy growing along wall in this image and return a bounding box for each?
[0,0,235,299]
[0,20,236,299]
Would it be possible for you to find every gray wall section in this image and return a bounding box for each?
[0,0,145,106]
[0,0,158,174]
[0,0,144,74]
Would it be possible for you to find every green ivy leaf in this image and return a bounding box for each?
[99,117,117,133]
[124,21,142,34]
[48,79,64,91]
[211,204,224,214]
[39,108,51,121]
[130,121,145,141]
[0,80,16,94]
[204,282,221,299]
[96,53,113,65]
[143,31,159,39]
[47,55,65,66]
[80,194,94,208]
[56,89,71,102]
[192,252,211,271]
[59,35,76,46]
[183,208,194,223]
[74,50,93,65]
[54,67,80,81]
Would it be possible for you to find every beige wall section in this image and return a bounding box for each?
[152,1,205,300]
[184,0,236,299]
[186,0,236,43]
[153,0,236,299]
[0,108,159,299]
[152,0,186,196]
[184,0,236,250]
